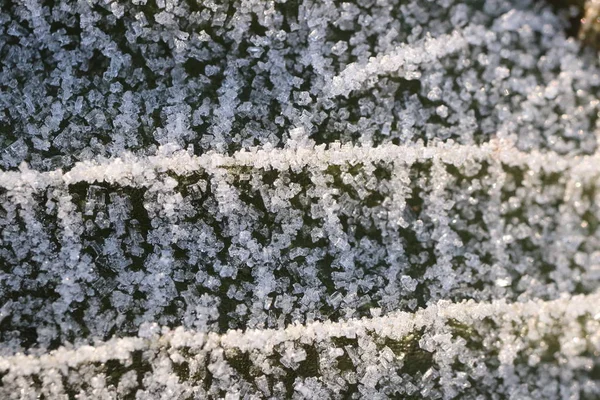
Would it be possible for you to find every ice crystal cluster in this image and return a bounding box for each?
[1,0,600,398]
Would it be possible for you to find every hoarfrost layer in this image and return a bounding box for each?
[1,0,600,171]
[1,293,600,399]
[1,0,600,398]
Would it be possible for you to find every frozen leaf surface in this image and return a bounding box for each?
[1,0,600,398]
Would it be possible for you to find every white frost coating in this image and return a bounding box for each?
[1,293,599,399]
[0,140,589,191]
[325,31,468,98]
[2,0,600,398]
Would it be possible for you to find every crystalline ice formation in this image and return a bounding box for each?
[1,0,600,398]
[2,293,600,398]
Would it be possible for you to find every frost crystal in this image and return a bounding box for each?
[1,0,600,398]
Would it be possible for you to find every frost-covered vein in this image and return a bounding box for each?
[325,31,468,98]
[1,291,598,374]
[0,140,588,192]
